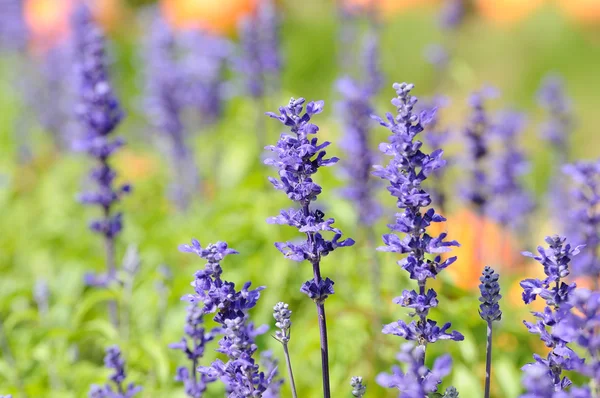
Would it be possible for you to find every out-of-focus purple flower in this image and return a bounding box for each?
[169,298,219,396]
[34,279,50,317]
[461,87,498,214]
[350,376,367,397]
[0,0,28,53]
[336,32,382,226]
[261,351,283,398]
[376,343,455,396]
[537,75,574,158]
[487,110,534,231]
[520,236,584,392]
[89,346,142,398]
[424,44,450,72]
[73,4,130,289]
[563,160,600,282]
[237,0,281,98]
[372,83,462,349]
[179,240,281,396]
[142,12,199,211]
[439,0,465,30]
[177,29,231,125]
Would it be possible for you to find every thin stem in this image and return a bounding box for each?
[312,261,331,398]
[104,231,119,329]
[484,320,493,398]
[282,343,298,398]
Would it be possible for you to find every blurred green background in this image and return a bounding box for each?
[1,0,600,397]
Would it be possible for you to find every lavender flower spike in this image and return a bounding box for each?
[372,83,462,364]
[169,295,219,396]
[73,4,130,327]
[350,376,367,397]
[0,0,28,53]
[179,240,281,396]
[89,346,142,398]
[520,236,584,394]
[479,266,502,398]
[537,74,574,161]
[265,98,354,398]
[376,343,455,396]
[273,302,297,398]
[563,160,600,286]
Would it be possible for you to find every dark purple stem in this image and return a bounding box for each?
[313,260,331,398]
[102,187,118,328]
[484,320,493,398]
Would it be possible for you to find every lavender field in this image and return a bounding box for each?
[1,1,600,397]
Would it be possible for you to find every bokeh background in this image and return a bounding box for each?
[1,0,600,397]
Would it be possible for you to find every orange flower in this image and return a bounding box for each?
[115,150,159,181]
[557,0,600,24]
[475,0,546,25]
[444,208,523,290]
[160,0,258,34]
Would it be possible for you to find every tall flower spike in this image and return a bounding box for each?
[143,11,198,211]
[88,346,142,398]
[272,302,297,398]
[479,266,502,398]
[537,74,574,162]
[487,110,534,232]
[265,98,354,398]
[520,236,584,393]
[350,376,367,397]
[563,160,600,286]
[439,0,465,30]
[376,343,455,396]
[179,240,281,396]
[372,83,462,394]
[73,4,130,327]
[169,297,219,396]
[0,0,28,53]
[462,87,497,214]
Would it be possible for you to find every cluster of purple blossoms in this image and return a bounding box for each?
[237,0,281,99]
[265,98,355,296]
[89,346,142,398]
[372,83,462,393]
[439,0,465,30]
[179,240,280,396]
[462,87,497,214]
[169,296,220,396]
[487,110,534,231]
[520,236,584,394]
[555,289,600,392]
[563,160,600,284]
[377,343,456,397]
[73,5,131,287]
[537,75,574,160]
[0,0,28,53]
[479,266,502,323]
[337,29,383,226]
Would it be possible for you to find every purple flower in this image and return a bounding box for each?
[439,0,465,30]
[237,0,281,98]
[373,82,462,388]
[180,240,280,396]
[72,4,130,297]
[461,87,498,214]
[520,236,584,392]
[537,74,574,157]
[563,160,600,282]
[142,11,199,211]
[487,110,534,230]
[0,0,28,53]
[376,343,454,397]
[423,44,450,72]
[265,97,354,296]
[89,346,142,398]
